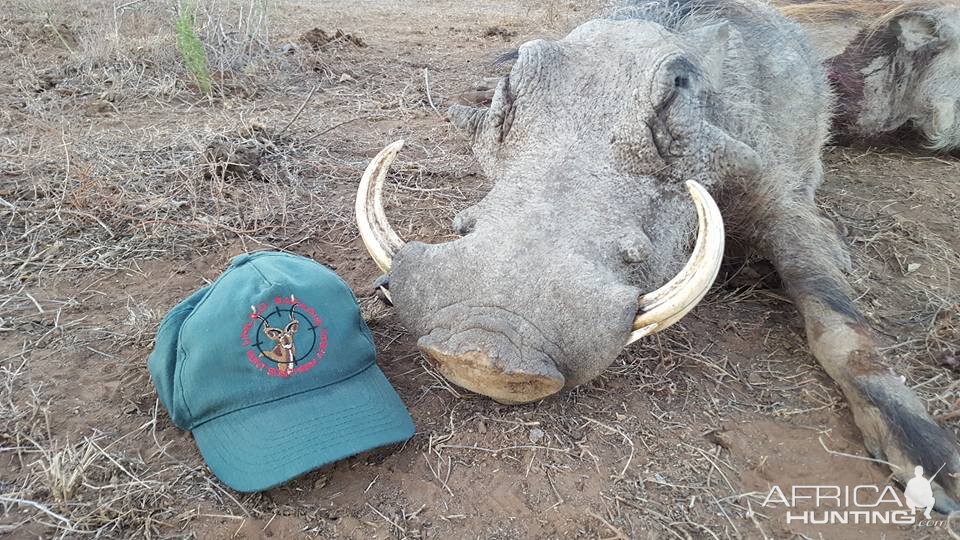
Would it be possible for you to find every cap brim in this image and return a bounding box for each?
[192,364,414,492]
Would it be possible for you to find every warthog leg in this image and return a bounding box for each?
[762,204,960,513]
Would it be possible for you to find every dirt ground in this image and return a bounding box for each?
[1,1,959,538]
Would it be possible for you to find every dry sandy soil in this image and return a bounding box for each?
[1,1,959,538]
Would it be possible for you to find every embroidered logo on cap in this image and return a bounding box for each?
[241,295,328,378]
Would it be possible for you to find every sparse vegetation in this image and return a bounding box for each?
[174,5,212,94]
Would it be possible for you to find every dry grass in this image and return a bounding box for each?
[2,2,374,536]
[1,1,306,297]
[0,374,233,537]
[0,1,502,535]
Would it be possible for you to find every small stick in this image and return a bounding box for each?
[583,416,635,479]
[23,292,43,314]
[278,85,320,135]
[745,500,771,540]
[302,115,371,143]
[0,496,72,527]
[422,452,453,496]
[232,518,246,538]
[88,439,154,490]
[586,509,629,540]
[365,503,405,534]
[45,13,75,54]
[545,470,563,510]
[113,0,149,40]
[204,477,252,519]
[364,474,379,493]
[819,436,899,470]
[116,0,149,9]
[423,68,441,116]
[437,444,569,454]
[59,209,115,237]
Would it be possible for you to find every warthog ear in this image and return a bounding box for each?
[456,77,500,106]
[684,22,731,89]
[448,105,487,139]
[891,12,945,52]
[709,123,762,180]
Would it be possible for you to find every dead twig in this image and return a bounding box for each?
[0,496,72,527]
[819,436,900,470]
[586,509,629,540]
[278,84,320,135]
[365,503,405,534]
[423,68,441,116]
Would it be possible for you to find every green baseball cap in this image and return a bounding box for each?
[148,251,414,492]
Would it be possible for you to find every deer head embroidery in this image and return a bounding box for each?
[251,298,300,376]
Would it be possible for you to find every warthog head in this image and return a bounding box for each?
[829,1,960,151]
[357,16,762,403]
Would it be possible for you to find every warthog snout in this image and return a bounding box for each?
[418,325,564,404]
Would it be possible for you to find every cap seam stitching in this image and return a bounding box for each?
[175,253,276,420]
[246,255,277,287]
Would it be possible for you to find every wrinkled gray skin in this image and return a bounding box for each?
[386,0,960,510]
[826,1,960,151]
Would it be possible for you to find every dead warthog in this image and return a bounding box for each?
[357,0,960,510]
[785,0,960,151]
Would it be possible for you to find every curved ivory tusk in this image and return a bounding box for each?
[356,140,407,273]
[626,180,724,345]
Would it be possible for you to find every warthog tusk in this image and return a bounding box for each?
[358,142,722,330]
[356,140,407,273]
[627,180,724,345]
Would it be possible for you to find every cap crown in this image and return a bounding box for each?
[149,252,376,429]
